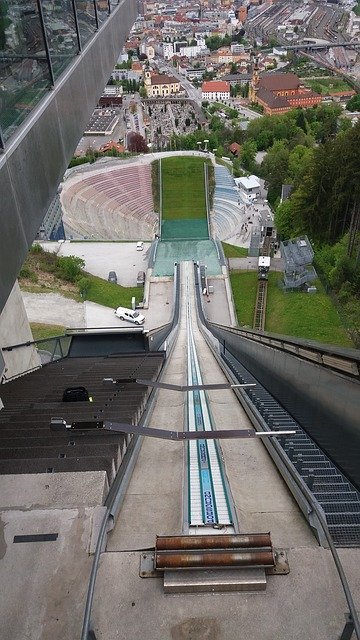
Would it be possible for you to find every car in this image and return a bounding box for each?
[136,242,144,251]
[114,306,145,325]
[107,271,117,283]
[137,270,145,286]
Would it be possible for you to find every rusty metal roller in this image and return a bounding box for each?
[156,533,272,551]
[155,549,275,570]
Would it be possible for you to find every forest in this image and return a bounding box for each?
[169,103,359,341]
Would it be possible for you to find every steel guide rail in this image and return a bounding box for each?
[185,278,233,529]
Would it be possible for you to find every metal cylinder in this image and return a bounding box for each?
[156,533,272,551]
[155,549,275,569]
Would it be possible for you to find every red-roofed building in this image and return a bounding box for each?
[201,80,230,101]
[249,67,322,115]
[99,141,126,154]
[229,142,241,156]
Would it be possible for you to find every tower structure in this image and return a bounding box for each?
[249,55,260,102]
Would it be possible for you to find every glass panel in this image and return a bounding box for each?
[0,0,52,142]
[96,0,109,25]
[74,0,97,48]
[41,0,79,79]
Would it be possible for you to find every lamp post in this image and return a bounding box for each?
[204,138,209,152]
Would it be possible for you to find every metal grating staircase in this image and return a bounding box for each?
[223,349,360,548]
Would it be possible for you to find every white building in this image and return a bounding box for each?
[235,175,261,203]
[201,80,230,101]
[162,42,175,60]
[179,45,204,58]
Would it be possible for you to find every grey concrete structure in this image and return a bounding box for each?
[0,472,108,640]
[0,0,137,315]
[0,282,41,379]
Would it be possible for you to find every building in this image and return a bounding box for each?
[229,142,241,156]
[249,68,322,115]
[235,175,261,203]
[201,80,231,101]
[144,71,181,97]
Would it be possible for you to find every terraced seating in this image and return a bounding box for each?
[0,352,165,482]
[61,164,158,240]
[211,165,245,241]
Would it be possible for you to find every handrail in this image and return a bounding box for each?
[2,334,67,351]
[209,321,360,377]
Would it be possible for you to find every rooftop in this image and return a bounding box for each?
[259,72,300,91]
[237,175,261,190]
[202,80,230,92]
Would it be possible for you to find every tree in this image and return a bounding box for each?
[240,140,257,171]
[127,133,148,153]
[261,141,290,204]
[346,94,360,112]
[287,145,313,184]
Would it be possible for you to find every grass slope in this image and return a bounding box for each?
[82,274,139,309]
[161,157,208,220]
[230,271,353,347]
[230,271,258,326]
[266,273,353,347]
[222,242,248,258]
[30,323,66,340]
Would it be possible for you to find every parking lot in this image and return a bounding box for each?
[42,241,151,287]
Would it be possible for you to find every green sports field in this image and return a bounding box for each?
[161,157,209,220]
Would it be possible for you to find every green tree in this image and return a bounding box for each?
[346,93,360,112]
[240,140,257,171]
[56,256,85,282]
[287,145,313,186]
[261,141,290,204]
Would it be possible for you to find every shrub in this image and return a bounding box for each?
[55,255,85,282]
[30,243,44,254]
[78,277,91,298]
[19,267,38,282]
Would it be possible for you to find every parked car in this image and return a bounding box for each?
[136,242,144,251]
[137,270,145,286]
[114,306,145,325]
[108,271,117,283]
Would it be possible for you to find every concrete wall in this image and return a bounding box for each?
[211,325,360,491]
[0,0,137,315]
[0,282,41,380]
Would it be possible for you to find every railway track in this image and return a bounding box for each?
[252,237,271,331]
[253,279,267,331]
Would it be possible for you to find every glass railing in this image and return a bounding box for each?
[0,0,120,149]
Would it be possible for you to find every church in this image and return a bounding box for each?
[249,65,322,115]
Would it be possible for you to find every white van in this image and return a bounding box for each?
[136,241,144,251]
[114,306,145,325]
